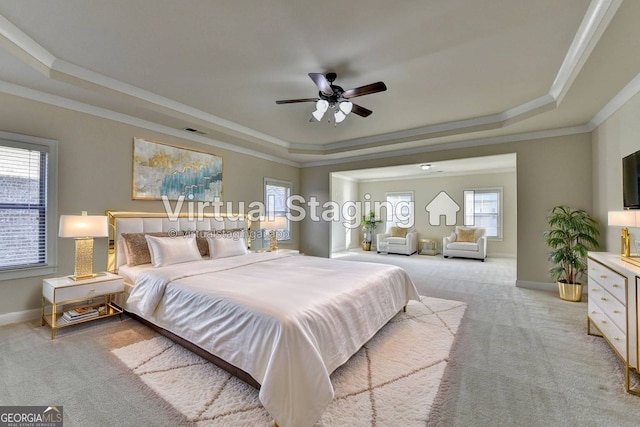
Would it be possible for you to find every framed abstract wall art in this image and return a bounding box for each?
[132,137,222,201]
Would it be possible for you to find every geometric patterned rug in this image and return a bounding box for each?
[112,296,467,426]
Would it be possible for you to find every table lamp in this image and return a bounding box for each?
[608,211,640,265]
[262,216,287,251]
[59,212,108,280]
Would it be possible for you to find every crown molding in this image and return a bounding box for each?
[352,167,516,184]
[0,80,300,167]
[589,71,640,129]
[0,1,623,158]
[550,0,622,103]
[301,125,592,168]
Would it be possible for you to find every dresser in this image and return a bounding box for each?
[587,252,640,395]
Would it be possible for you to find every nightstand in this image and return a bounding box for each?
[42,272,124,339]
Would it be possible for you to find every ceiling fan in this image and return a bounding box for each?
[275,72,387,123]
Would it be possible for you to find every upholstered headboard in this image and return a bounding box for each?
[106,211,250,273]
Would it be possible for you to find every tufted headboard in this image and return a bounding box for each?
[106,211,250,273]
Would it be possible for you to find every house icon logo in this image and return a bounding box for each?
[425,191,460,226]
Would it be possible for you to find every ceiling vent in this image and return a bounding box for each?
[183,127,207,135]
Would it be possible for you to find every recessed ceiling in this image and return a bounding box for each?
[0,0,637,165]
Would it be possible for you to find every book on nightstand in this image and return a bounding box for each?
[63,307,99,322]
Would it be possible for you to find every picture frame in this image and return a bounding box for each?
[132,137,223,201]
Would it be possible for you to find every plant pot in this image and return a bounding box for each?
[362,241,371,251]
[558,281,582,302]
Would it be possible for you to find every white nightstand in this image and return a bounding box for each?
[42,272,124,339]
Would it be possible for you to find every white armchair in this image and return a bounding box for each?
[376,226,418,255]
[442,226,487,261]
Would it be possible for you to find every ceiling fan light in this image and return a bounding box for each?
[312,109,326,121]
[316,99,329,113]
[339,101,353,115]
[334,110,346,124]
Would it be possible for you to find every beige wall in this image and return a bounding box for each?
[356,171,517,256]
[0,93,300,315]
[593,91,640,252]
[301,133,592,284]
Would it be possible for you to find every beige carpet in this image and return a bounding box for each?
[112,296,466,426]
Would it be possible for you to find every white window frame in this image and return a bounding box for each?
[0,131,58,280]
[463,187,503,240]
[264,177,291,241]
[384,191,414,229]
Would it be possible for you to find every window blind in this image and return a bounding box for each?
[264,178,291,240]
[385,191,414,227]
[464,188,502,238]
[0,145,48,270]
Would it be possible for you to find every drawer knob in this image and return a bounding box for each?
[89,288,96,292]
[601,275,607,279]
[615,337,620,341]
[613,310,620,314]
[613,284,619,288]
[601,320,607,324]
[591,310,597,314]
[601,297,608,301]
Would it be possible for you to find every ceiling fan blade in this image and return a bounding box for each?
[275,98,319,104]
[351,103,373,117]
[308,73,334,96]
[342,82,387,99]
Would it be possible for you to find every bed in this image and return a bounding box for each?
[107,211,419,427]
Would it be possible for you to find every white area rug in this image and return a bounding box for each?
[112,296,466,426]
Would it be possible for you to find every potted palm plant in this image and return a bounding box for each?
[543,205,600,302]
[361,211,382,251]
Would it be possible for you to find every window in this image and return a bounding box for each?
[464,188,502,239]
[264,178,291,241]
[385,191,414,228]
[0,132,57,280]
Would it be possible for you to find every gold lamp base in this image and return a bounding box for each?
[70,237,100,281]
[621,227,631,257]
[269,230,278,251]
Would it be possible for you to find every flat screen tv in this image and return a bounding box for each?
[623,150,640,209]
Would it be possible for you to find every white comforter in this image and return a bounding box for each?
[126,252,419,427]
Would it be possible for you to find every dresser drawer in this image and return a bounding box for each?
[589,304,627,361]
[53,279,124,303]
[589,283,627,332]
[589,260,626,303]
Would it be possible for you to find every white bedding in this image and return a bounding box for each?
[125,252,419,427]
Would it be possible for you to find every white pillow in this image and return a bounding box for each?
[144,234,202,267]
[207,233,248,259]
[449,232,457,242]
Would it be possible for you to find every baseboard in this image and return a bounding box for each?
[516,280,589,295]
[516,280,555,292]
[489,253,517,258]
[0,308,40,326]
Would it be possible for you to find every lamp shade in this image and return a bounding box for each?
[316,99,329,112]
[608,211,640,227]
[339,101,353,115]
[262,216,288,230]
[59,215,108,238]
[312,109,326,121]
